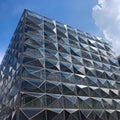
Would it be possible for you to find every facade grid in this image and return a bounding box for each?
[0,9,120,120]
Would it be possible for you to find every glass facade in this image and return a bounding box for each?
[0,9,120,120]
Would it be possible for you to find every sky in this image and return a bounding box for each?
[93,0,120,56]
[0,0,120,63]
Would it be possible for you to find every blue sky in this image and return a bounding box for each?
[0,0,103,62]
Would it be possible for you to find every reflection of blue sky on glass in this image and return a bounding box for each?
[0,0,101,63]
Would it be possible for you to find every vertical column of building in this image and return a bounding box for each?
[19,10,47,120]
[0,11,26,120]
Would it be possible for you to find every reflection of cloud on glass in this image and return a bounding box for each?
[93,0,120,55]
[0,52,4,64]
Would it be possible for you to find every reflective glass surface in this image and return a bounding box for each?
[0,9,120,120]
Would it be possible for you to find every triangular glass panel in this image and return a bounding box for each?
[22,95,45,108]
[45,40,58,51]
[97,42,105,49]
[72,55,83,65]
[76,85,88,96]
[24,59,45,68]
[80,110,91,118]
[22,56,36,64]
[104,71,114,79]
[44,18,55,25]
[46,94,63,108]
[73,65,85,75]
[44,31,57,42]
[60,62,73,73]
[68,31,78,41]
[58,36,69,45]
[111,66,120,74]
[103,63,110,71]
[24,92,44,98]
[21,93,37,106]
[71,47,81,57]
[24,37,43,48]
[93,61,103,70]
[109,89,119,99]
[22,78,44,87]
[21,80,44,93]
[94,110,103,118]
[25,28,44,40]
[25,32,44,46]
[97,78,106,87]
[100,111,108,120]
[65,109,80,120]
[57,27,67,38]
[87,110,96,120]
[62,83,76,95]
[102,99,113,109]
[20,108,43,118]
[47,109,60,120]
[103,80,110,88]
[56,21,66,29]
[89,46,99,54]
[85,67,96,77]
[86,76,97,86]
[74,74,86,84]
[99,49,107,56]
[96,69,106,79]
[101,56,109,64]
[61,72,74,84]
[30,109,46,120]
[109,58,119,66]
[23,45,44,59]
[93,88,102,97]
[26,13,43,25]
[44,23,56,34]
[69,40,80,48]
[45,59,59,70]
[88,39,97,47]
[22,65,41,73]
[78,36,88,44]
[108,80,115,89]
[81,50,91,59]
[113,73,120,81]
[45,81,61,94]
[80,43,90,51]
[22,69,41,79]
[31,68,45,79]
[58,44,70,53]
[113,100,120,109]
[25,24,40,35]
[64,110,77,120]
[85,32,94,39]
[19,110,29,120]
[63,96,78,108]
[101,88,110,98]
[83,58,93,67]
[92,98,104,109]
[91,53,101,61]
[48,109,65,120]
[45,49,59,60]
[46,69,61,82]
[59,52,71,63]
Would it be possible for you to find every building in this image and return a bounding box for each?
[0,9,120,120]
[117,56,120,65]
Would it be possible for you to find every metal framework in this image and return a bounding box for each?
[0,9,120,120]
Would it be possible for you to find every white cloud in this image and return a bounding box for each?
[93,0,120,55]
